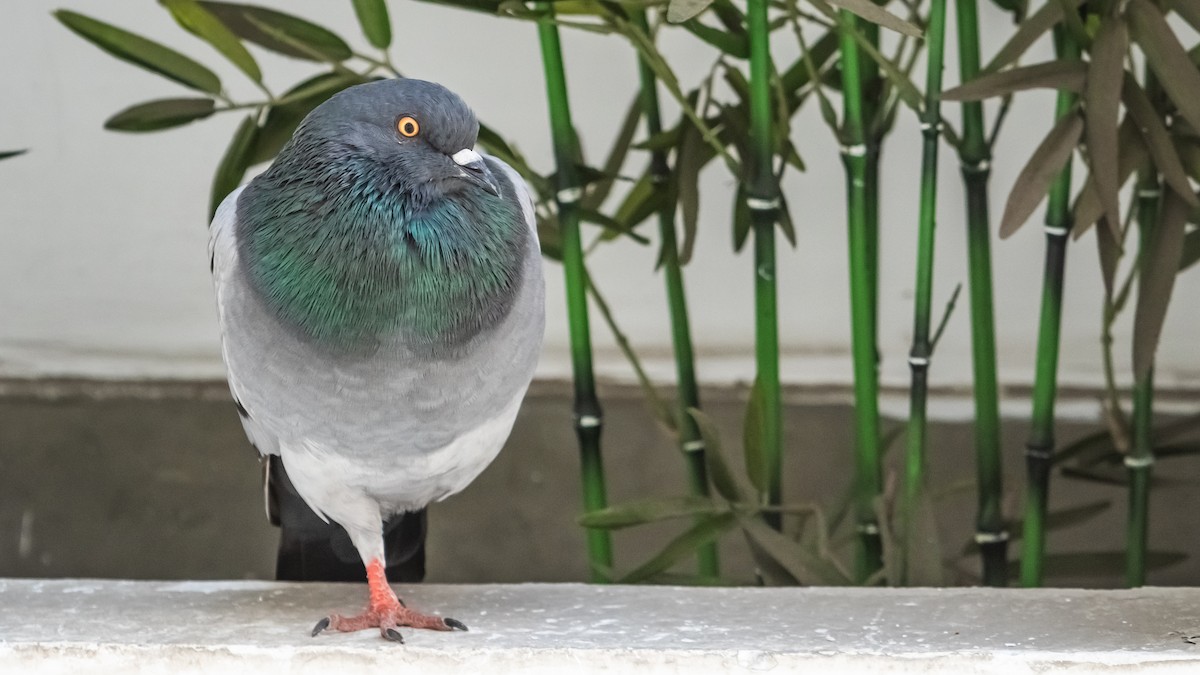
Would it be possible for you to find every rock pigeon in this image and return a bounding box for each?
[208,78,545,641]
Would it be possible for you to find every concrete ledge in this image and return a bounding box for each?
[3,580,1200,674]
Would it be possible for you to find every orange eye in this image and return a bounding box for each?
[397,116,420,138]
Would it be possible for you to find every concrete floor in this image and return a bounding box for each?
[1,379,1198,587]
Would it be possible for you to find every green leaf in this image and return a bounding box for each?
[579,208,652,244]
[582,97,641,212]
[983,0,1085,73]
[1000,110,1083,238]
[54,10,221,94]
[675,120,706,266]
[104,97,216,132]
[576,496,724,529]
[618,513,736,583]
[0,150,27,161]
[1086,18,1127,229]
[248,72,362,165]
[351,0,392,49]
[688,408,745,502]
[943,61,1086,101]
[667,0,716,23]
[1128,0,1200,137]
[161,0,261,82]
[1120,75,1197,208]
[737,513,854,585]
[199,2,352,61]
[683,20,748,58]
[1133,189,1191,379]
[811,0,922,37]
[612,174,669,232]
[742,376,766,496]
[210,114,259,219]
[732,182,752,252]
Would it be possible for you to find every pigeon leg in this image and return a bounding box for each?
[312,558,468,641]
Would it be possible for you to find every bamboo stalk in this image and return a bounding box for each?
[902,0,947,586]
[1018,28,1079,589]
[955,0,1008,586]
[1127,161,1159,587]
[745,0,784,530]
[631,8,719,578]
[838,11,883,581]
[535,6,613,580]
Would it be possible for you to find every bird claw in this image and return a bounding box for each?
[383,627,405,643]
[311,617,331,637]
[444,618,468,632]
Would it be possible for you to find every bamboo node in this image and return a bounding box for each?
[1124,454,1155,469]
[757,263,774,281]
[973,531,1010,544]
[840,143,867,158]
[919,120,943,132]
[855,522,880,536]
[907,356,930,367]
[1024,445,1053,460]
[1044,225,1069,237]
[962,158,991,174]
[746,196,780,211]
[1137,187,1160,199]
[576,414,602,429]
[556,186,584,204]
[682,440,706,453]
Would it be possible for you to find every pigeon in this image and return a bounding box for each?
[207,78,545,641]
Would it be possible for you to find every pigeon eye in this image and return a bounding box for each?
[397,116,420,138]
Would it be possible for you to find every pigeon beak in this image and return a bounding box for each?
[451,148,500,197]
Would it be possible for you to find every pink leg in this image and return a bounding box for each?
[311,559,467,642]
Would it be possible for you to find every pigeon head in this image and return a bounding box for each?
[291,78,499,203]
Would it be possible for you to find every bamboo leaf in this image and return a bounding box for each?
[777,192,797,247]
[688,408,745,502]
[161,0,261,83]
[210,114,259,219]
[983,0,1085,73]
[1128,0,1200,136]
[583,97,642,212]
[612,173,670,232]
[1133,189,1191,379]
[743,376,766,496]
[618,513,736,583]
[577,496,724,529]
[1120,75,1197,208]
[104,97,216,132]
[199,2,352,61]
[1096,216,1123,299]
[902,488,945,586]
[1000,111,1083,238]
[683,20,748,58]
[579,208,652,244]
[809,0,922,37]
[737,513,854,585]
[675,120,706,265]
[732,182,752,252]
[0,150,27,161]
[1175,0,1200,32]
[54,10,221,94]
[351,0,392,49]
[1086,18,1127,229]
[668,0,716,23]
[1073,116,1147,240]
[943,61,1086,101]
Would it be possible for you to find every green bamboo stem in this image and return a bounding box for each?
[1127,162,1159,587]
[1019,29,1079,589]
[902,0,947,586]
[631,8,719,578]
[955,0,1008,587]
[535,6,613,581]
[838,11,883,581]
[746,0,784,530]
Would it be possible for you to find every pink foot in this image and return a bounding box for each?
[310,558,467,642]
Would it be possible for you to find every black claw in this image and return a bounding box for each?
[311,617,330,637]
[384,628,405,643]
[444,618,469,632]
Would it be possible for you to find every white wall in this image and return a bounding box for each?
[2,1,1198,396]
